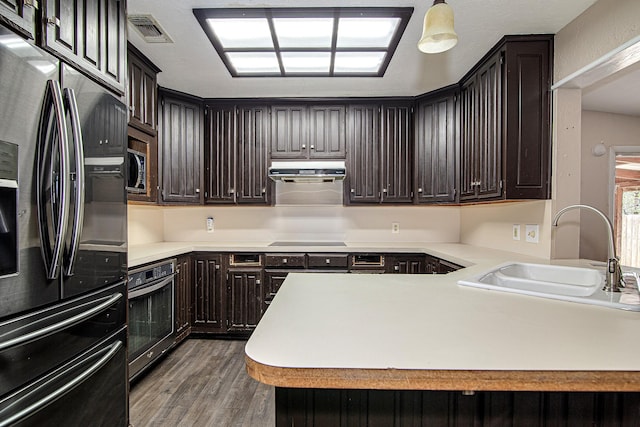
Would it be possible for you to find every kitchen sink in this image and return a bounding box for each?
[457,262,640,311]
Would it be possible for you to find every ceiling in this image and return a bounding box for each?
[128,0,602,99]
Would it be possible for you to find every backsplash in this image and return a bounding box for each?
[127,201,551,259]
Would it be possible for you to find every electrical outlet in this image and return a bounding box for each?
[391,222,400,234]
[525,224,539,243]
[206,217,214,233]
[512,224,521,241]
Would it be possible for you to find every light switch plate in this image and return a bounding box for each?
[525,224,539,243]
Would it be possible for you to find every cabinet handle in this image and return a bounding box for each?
[262,188,266,194]
[310,145,315,150]
[46,17,60,27]
[24,0,38,8]
[395,266,399,271]
[350,189,355,193]
[256,279,261,285]
[302,144,306,149]
[283,258,288,264]
[325,259,331,264]
[418,188,423,193]
[195,188,200,193]
[229,189,235,194]
[382,188,387,193]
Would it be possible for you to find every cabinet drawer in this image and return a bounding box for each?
[307,254,348,268]
[265,254,306,268]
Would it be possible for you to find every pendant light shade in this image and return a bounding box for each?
[418,0,458,54]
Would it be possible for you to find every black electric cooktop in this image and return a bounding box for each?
[268,241,346,247]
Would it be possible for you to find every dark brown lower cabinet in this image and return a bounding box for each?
[386,254,427,274]
[174,254,192,344]
[227,269,264,333]
[191,254,224,333]
[264,270,288,312]
[276,388,640,427]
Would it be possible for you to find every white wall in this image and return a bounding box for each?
[580,110,640,261]
[459,201,552,258]
[552,0,640,260]
[127,204,164,245]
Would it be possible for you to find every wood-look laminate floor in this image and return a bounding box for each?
[129,339,275,427]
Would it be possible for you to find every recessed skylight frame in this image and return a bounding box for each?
[193,7,413,78]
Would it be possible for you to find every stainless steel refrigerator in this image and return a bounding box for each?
[0,23,128,425]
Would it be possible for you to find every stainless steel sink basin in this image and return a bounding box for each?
[457,262,640,311]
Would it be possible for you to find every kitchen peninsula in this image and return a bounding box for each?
[243,245,640,425]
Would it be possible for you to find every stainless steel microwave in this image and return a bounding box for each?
[127,148,146,193]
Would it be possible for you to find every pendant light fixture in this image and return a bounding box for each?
[417,0,458,54]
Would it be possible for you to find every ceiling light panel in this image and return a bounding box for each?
[273,18,333,48]
[194,8,413,77]
[281,52,331,74]
[207,18,273,49]
[226,52,280,74]
[336,17,401,48]
[334,52,387,74]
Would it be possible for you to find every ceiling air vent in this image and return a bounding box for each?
[128,14,173,43]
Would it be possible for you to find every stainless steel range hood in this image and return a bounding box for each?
[268,160,346,183]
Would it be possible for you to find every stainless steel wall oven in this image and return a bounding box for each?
[127,259,175,380]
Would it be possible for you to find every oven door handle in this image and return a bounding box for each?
[0,340,123,427]
[128,275,174,299]
[0,293,122,352]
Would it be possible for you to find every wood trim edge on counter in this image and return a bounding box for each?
[246,355,640,392]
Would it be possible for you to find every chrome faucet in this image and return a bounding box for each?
[552,204,624,292]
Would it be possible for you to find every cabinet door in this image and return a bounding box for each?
[237,105,271,204]
[380,104,413,203]
[0,0,36,38]
[346,104,380,204]
[271,105,308,159]
[205,104,236,203]
[127,44,159,135]
[503,39,552,199]
[388,256,425,274]
[415,92,457,203]
[192,255,224,333]
[475,52,503,200]
[227,269,264,332]
[308,105,346,159]
[160,93,203,204]
[264,271,287,311]
[459,78,477,200]
[43,0,125,94]
[459,52,502,201]
[175,254,192,344]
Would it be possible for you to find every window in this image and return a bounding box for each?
[193,8,413,77]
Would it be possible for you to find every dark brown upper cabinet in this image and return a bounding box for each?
[459,35,552,202]
[270,104,346,160]
[380,102,413,203]
[346,102,413,205]
[42,0,126,94]
[415,88,458,203]
[346,104,381,204]
[127,43,160,136]
[159,89,204,204]
[236,105,271,204]
[204,103,271,205]
[205,103,236,204]
[271,104,308,159]
[0,0,36,38]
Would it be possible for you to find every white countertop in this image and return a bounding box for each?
[244,250,640,373]
[129,241,640,378]
[127,241,490,268]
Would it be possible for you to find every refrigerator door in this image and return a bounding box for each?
[0,25,61,319]
[61,65,127,299]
